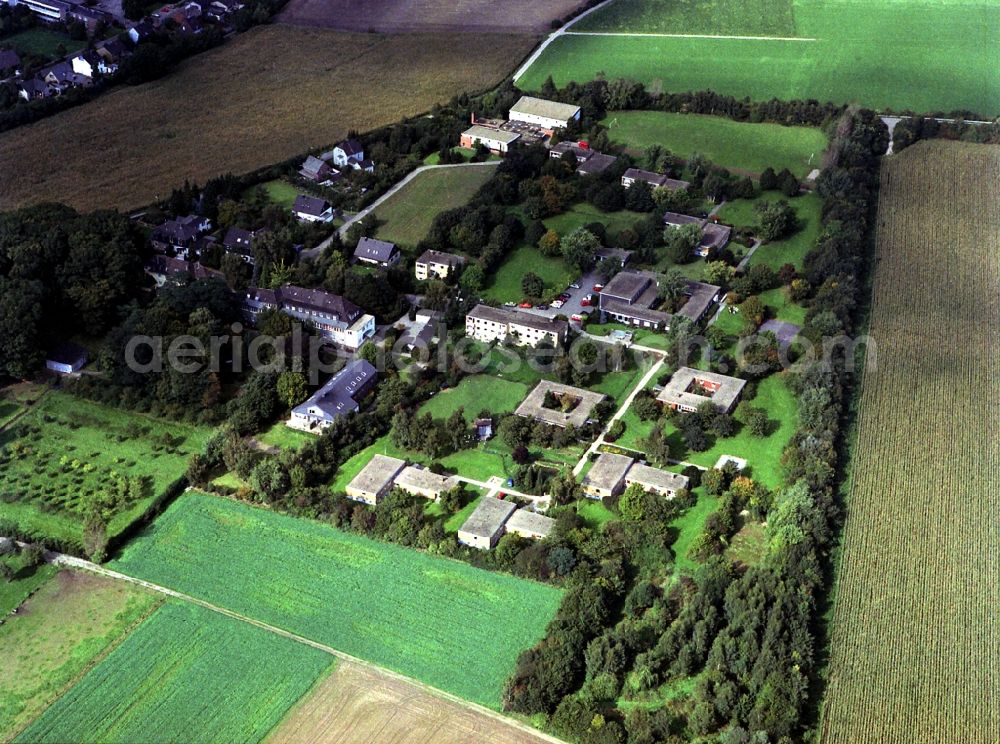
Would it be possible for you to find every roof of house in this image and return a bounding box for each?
[459,496,517,539]
[515,380,607,429]
[506,509,555,538]
[153,217,201,245]
[467,304,567,336]
[595,246,634,264]
[292,194,331,217]
[576,152,618,176]
[602,298,672,326]
[463,124,521,144]
[509,95,581,123]
[246,285,363,323]
[625,463,689,493]
[395,466,457,495]
[677,281,721,322]
[0,49,21,70]
[656,367,747,412]
[416,249,467,268]
[346,454,406,495]
[292,359,377,423]
[600,271,653,304]
[222,226,255,254]
[147,255,224,281]
[46,341,88,366]
[582,452,635,492]
[355,236,398,263]
[98,37,129,59]
[336,138,363,156]
[300,155,329,177]
[663,211,704,227]
[699,223,732,251]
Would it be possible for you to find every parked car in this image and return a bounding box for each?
[581,294,594,307]
[571,313,583,322]
[551,299,565,309]
[569,282,581,289]
[558,292,571,301]
[503,301,516,307]
[537,304,550,310]
[518,302,532,308]
[593,284,604,292]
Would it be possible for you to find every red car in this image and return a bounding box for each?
[518,301,533,309]
[592,284,604,292]
[581,294,594,307]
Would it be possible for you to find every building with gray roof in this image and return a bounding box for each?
[622,168,689,191]
[458,496,518,550]
[465,304,567,348]
[506,509,555,540]
[394,466,458,501]
[509,96,581,131]
[345,454,407,505]
[656,367,747,414]
[582,452,635,499]
[354,237,400,267]
[515,380,606,429]
[289,359,378,431]
[624,463,690,498]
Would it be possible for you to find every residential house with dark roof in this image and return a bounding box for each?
[622,168,689,191]
[663,212,732,258]
[146,255,225,286]
[222,226,263,263]
[289,359,377,431]
[151,214,212,256]
[354,237,399,267]
[331,138,372,171]
[415,249,466,280]
[299,155,333,183]
[243,284,375,350]
[292,194,335,223]
[549,141,618,176]
[95,38,131,74]
[128,21,156,44]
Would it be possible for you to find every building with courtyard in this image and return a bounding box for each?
[515,380,606,429]
[598,271,721,330]
[657,367,747,414]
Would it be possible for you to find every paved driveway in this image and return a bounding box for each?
[514,268,607,322]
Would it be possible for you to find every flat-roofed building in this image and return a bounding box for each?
[458,496,517,550]
[465,304,567,348]
[581,452,635,499]
[344,454,407,505]
[509,96,581,131]
[460,124,521,154]
[624,463,690,498]
[394,466,458,501]
[622,168,689,191]
[515,380,607,429]
[506,509,555,540]
[657,367,747,414]
[415,249,466,280]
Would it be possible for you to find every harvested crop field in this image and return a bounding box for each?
[278,0,583,33]
[0,25,535,212]
[820,141,1000,743]
[268,661,550,744]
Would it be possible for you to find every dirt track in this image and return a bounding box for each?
[278,0,583,34]
[268,661,553,744]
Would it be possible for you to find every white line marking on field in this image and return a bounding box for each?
[564,31,818,41]
[512,0,617,82]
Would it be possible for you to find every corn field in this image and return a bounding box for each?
[820,141,1000,742]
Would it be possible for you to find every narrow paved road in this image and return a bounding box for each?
[36,549,566,744]
[573,355,665,476]
[302,161,501,259]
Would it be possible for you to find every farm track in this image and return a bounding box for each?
[819,141,1000,743]
[44,550,564,744]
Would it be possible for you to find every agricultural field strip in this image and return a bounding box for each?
[513,0,615,82]
[564,32,816,40]
[45,551,565,744]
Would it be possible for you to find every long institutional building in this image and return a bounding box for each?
[243,285,375,350]
[466,304,567,347]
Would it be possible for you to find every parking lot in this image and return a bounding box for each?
[512,269,605,326]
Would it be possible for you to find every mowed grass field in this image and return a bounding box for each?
[373,164,498,247]
[0,392,212,550]
[110,492,562,708]
[267,660,549,744]
[0,571,159,741]
[719,191,823,271]
[820,141,1000,743]
[419,375,529,422]
[0,25,535,212]
[602,111,827,176]
[521,0,1000,114]
[17,601,333,744]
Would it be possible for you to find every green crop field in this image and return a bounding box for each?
[603,111,827,177]
[0,571,159,741]
[373,165,498,246]
[17,601,332,744]
[110,492,562,708]
[418,375,530,422]
[0,393,213,550]
[520,0,999,115]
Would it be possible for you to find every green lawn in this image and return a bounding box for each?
[572,498,618,529]
[482,244,577,303]
[0,559,55,617]
[0,400,21,428]
[0,393,213,550]
[519,1,1000,115]
[719,191,822,271]
[418,375,529,422]
[759,286,806,325]
[256,421,315,451]
[0,570,160,741]
[373,165,497,246]
[255,179,300,210]
[602,111,826,177]
[543,204,647,241]
[110,492,562,708]
[16,601,332,744]
[670,490,720,574]
[4,28,86,58]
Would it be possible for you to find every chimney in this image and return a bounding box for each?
[471,112,476,125]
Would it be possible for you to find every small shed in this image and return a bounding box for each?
[45,342,88,375]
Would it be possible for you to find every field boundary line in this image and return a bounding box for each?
[512,0,617,82]
[564,31,818,41]
[42,552,567,744]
